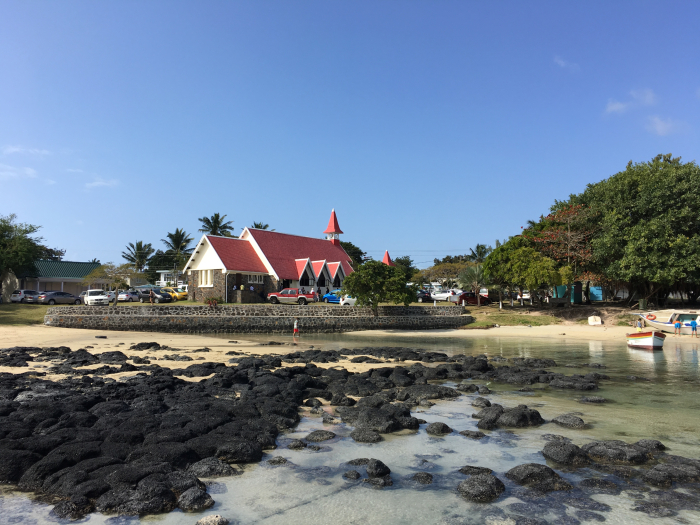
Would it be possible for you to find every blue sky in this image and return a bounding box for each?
[1,1,699,268]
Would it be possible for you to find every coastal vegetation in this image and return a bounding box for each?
[487,154,700,306]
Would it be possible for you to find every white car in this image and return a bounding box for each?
[118,290,139,302]
[517,290,531,300]
[84,289,110,306]
[431,290,457,301]
[340,295,357,306]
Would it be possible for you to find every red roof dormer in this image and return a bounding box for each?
[323,209,344,235]
[382,250,396,266]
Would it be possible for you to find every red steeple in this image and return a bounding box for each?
[324,209,343,246]
[382,250,395,266]
[323,209,343,234]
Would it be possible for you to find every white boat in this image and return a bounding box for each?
[626,330,666,349]
[638,310,699,335]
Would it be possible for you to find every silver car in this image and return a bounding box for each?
[118,290,140,302]
[35,291,83,305]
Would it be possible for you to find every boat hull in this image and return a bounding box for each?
[626,330,666,349]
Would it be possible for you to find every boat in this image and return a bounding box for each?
[626,330,666,349]
[637,309,699,335]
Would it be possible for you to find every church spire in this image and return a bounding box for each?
[382,250,395,266]
[324,209,343,245]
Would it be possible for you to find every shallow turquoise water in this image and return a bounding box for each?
[3,333,700,524]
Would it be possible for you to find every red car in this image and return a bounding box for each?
[454,292,491,306]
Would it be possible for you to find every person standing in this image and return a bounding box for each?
[636,319,643,332]
[674,318,682,336]
[149,288,155,305]
[293,317,299,336]
[691,318,698,338]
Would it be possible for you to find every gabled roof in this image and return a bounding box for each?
[311,260,327,278]
[323,209,344,234]
[327,261,341,278]
[295,259,312,279]
[382,250,396,266]
[19,260,102,279]
[247,229,353,280]
[206,236,268,273]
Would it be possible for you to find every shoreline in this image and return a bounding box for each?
[4,323,700,350]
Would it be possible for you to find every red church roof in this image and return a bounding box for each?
[382,250,396,266]
[327,262,341,278]
[323,209,344,234]
[312,260,326,278]
[207,236,268,273]
[247,229,353,280]
[295,259,310,279]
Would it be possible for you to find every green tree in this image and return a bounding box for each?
[565,154,700,304]
[161,228,194,270]
[251,221,275,231]
[458,264,489,306]
[0,214,64,281]
[121,241,154,272]
[483,236,530,307]
[339,241,366,268]
[468,244,492,263]
[510,247,557,306]
[393,255,419,282]
[144,250,170,283]
[198,213,234,237]
[342,260,415,316]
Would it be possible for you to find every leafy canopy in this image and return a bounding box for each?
[342,260,414,316]
[0,214,65,279]
[339,240,366,268]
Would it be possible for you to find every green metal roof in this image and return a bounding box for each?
[27,260,102,279]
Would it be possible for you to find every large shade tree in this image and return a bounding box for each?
[342,260,415,316]
[198,213,234,237]
[0,214,65,283]
[563,154,700,304]
[121,241,154,272]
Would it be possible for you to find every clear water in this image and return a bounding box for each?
[3,334,700,524]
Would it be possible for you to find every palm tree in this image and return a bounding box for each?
[198,213,234,237]
[458,264,489,307]
[161,228,194,269]
[252,221,274,231]
[121,241,154,272]
[467,244,492,264]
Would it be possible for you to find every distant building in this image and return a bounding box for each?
[184,210,354,303]
[12,260,102,297]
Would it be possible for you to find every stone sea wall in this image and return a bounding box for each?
[44,305,471,333]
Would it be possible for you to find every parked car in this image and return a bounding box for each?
[431,289,457,301]
[322,289,342,303]
[453,291,492,306]
[34,291,82,305]
[84,289,111,306]
[267,288,317,305]
[416,289,432,303]
[10,290,40,303]
[136,288,173,303]
[340,294,357,306]
[118,290,140,302]
[162,287,188,301]
[517,290,531,301]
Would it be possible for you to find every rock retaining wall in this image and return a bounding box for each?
[44,305,471,333]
